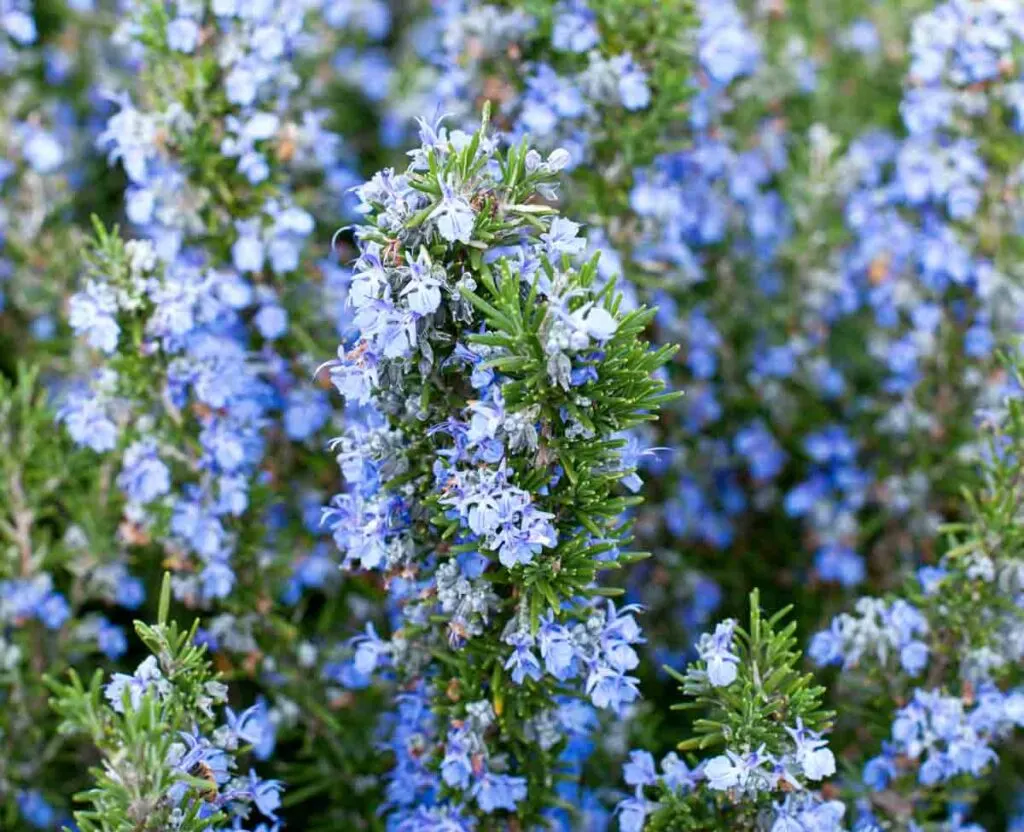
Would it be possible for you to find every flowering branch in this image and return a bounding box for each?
[322,106,678,827]
[47,575,281,832]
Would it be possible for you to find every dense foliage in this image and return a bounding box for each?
[2,0,1024,830]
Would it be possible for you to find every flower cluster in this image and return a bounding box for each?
[568,0,1024,691]
[882,687,1023,787]
[806,373,1024,828]
[809,597,931,676]
[421,1,654,158]
[0,0,115,350]
[60,0,384,609]
[15,0,395,825]
[5,0,1024,829]
[321,110,675,826]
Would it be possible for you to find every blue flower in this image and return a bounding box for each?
[430,176,475,244]
[612,55,651,111]
[232,220,265,272]
[614,792,651,832]
[862,753,896,791]
[284,388,330,441]
[504,630,543,684]
[697,619,739,686]
[899,641,930,676]
[584,665,640,712]
[441,739,473,790]
[552,1,599,53]
[22,128,64,173]
[349,622,390,677]
[815,545,865,587]
[623,750,657,787]
[69,282,120,353]
[734,421,785,480]
[247,770,283,819]
[117,440,171,504]
[255,305,288,339]
[16,790,55,829]
[167,18,199,53]
[472,772,528,813]
[698,2,760,85]
[537,613,578,680]
[96,619,128,659]
[2,8,36,44]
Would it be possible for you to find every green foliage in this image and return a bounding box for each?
[0,365,110,826]
[459,256,679,614]
[670,590,833,756]
[0,365,83,579]
[47,575,233,832]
